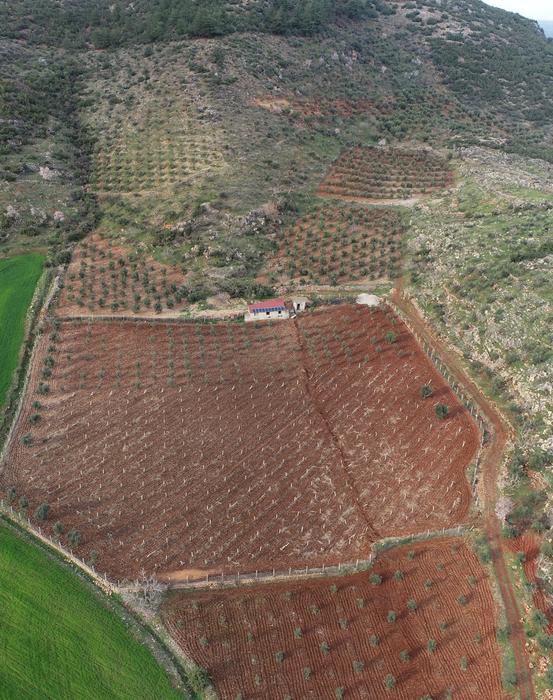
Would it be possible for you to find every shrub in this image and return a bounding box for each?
[533,610,548,629]
[320,641,330,655]
[370,573,382,585]
[384,674,396,689]
[420,384,433,398]
[275,651,285,663]
[67,528,81,547]
[435,403,449,419]
[53,521,64,536]
[400,649,410,662]
[407,599,417,612]
[34,503,50,521]
[387,610,397,623]
[427,639,437,653]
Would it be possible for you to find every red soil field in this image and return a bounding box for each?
[267,203,403,286]
[318,147,453,202]
[58,233,188,317]
[2,305,478,580]
[162,538,506,700]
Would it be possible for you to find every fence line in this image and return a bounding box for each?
[386,295,488,504]
[55,312,244,326]
[0,500,114,595]
[149,525,468,592]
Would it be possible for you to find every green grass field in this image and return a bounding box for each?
[0,524,184,699]
[0,254,44,408]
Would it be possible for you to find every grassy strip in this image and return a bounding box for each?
[0,259,52,452]
[0,517,194,700]
[0,253,45,407]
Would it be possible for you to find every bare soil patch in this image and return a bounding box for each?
[2,305,477,580]
[162,538,506,700]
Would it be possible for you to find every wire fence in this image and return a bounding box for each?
[387,295,488,503]
[0,500,115,595]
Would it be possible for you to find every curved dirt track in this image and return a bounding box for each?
[392,286,536,700]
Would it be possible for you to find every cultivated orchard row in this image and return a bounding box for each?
[296,307,478,535]
[89,101,226,194]
[162,538,504,700]
[270,203,403,286]
[1,305,478,581]
[318,147,453,201]
[58,234,188,316]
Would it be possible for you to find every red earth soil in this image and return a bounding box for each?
[57,233,188,317]
[266,203,403,286]
[392,286,535,699]
[2,305,478,580]
[162,538,507,700]
[318,147,453,202]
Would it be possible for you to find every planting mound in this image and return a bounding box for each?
[268,203,403,285]
[58,234,189,316]
[2,305,478,580]
[318,147,453,202]
[162,539,505,700]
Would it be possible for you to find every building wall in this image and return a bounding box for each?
[245,309,290,322]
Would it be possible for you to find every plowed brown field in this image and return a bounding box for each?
[2,305,477,580]
[162,538,506,700]
[318,147,453,202]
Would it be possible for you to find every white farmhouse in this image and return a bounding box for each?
[245,298,290,322]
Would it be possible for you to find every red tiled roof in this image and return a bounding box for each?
[248,298,287,313]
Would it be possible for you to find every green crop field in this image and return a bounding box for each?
[0,254,44,408]
[0,524,184,700]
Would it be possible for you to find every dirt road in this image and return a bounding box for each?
[392,287,535,700]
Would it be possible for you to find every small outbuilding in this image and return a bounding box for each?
[291,296,310,313]
[245,297,290,322]
[356,293,381,307]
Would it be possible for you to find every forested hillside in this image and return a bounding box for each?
[2,0,553,298]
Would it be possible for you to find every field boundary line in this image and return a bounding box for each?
[0,270,58,463]
[390,286,535,700]
[154,526,468,592]
[0,499,115,595]
[387,297,487,506]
